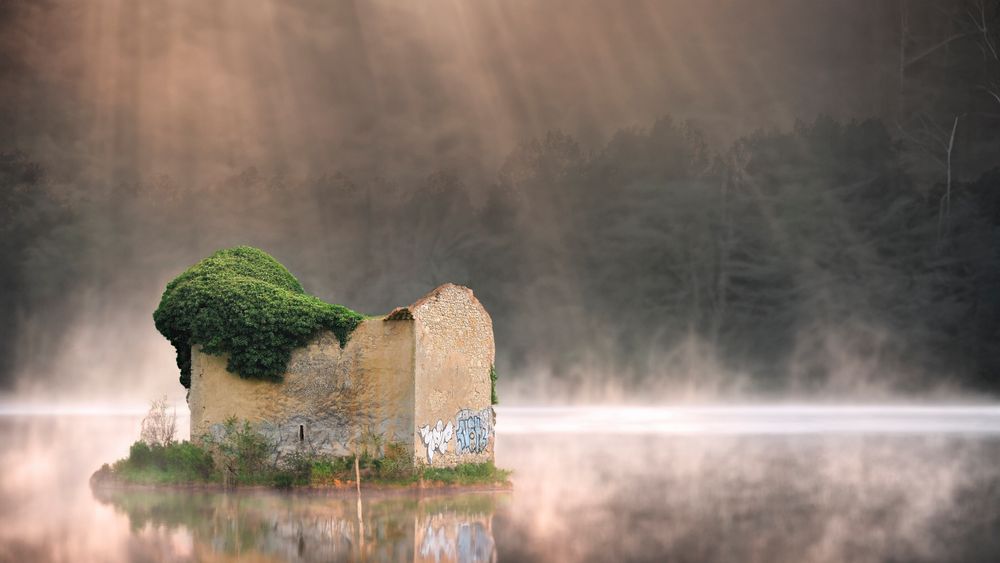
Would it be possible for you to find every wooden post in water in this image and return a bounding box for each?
[355,453,365,554]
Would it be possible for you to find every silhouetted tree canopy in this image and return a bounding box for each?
[1,0,998,396]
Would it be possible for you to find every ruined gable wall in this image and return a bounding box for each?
[412,284,495,466]
[189,318,415,458]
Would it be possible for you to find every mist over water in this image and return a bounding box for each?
[3,407,1000,562]
[499,405,1000,435]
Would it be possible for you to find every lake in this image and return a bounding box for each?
[2,405,1000,562]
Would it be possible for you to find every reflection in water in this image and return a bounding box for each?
[91,487,502,562]
[419,513,495,562]
[2,410,1000,562]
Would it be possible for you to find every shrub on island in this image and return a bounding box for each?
[92,441,216,485]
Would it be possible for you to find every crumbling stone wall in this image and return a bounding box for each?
[412,284,495,467]
[189,319,415,458]
[188,283,494,467]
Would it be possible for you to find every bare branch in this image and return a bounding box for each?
[969,0,999,60]
[984,84,1000,105]
[139,396,177,446]
[904,31,978,68]
[938,114,962,243]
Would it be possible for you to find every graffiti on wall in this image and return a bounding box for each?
[455,408,492,455]
[419,420,454,463]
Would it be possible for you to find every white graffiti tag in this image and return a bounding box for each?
[419,420,454,463]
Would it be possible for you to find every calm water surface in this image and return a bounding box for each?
[2,406,1000,562]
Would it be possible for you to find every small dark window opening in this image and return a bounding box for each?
[299,425,304,442]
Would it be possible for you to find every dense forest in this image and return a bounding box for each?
[1,0,999,398]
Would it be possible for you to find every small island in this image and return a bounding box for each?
[93,246,510,491]
[90,412,511,491]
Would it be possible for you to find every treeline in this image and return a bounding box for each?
[3,0,1000,396]
[2,115,999,394]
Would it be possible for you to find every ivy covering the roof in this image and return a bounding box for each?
[153,246,364,388]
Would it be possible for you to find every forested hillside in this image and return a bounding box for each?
[1,0,998,397]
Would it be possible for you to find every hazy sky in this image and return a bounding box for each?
[1,0,898,185]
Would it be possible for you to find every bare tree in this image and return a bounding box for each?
[968,0,1000,106]
[939,114,963,241]
[139,396,177,446]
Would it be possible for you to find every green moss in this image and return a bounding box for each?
[153,246,365,388]
[490,364,499,405]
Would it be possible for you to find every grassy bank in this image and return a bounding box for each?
[92,440,511,490]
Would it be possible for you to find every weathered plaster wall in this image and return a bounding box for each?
[189,318,415,458]
[188,283,494,467]
[412,284,495,466]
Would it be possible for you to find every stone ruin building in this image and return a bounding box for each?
[188,283,496,467]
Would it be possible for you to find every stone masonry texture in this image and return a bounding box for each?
[188,283,495,467]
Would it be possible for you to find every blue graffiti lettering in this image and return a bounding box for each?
[455,408,492,454]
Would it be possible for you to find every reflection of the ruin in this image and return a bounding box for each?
[92,486,506,562]
[417,506,497,563]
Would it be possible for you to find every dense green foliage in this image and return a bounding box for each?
[153,246,365,388]
[203,417,276,485]
[96,422,511,489]
[234,423,509,489]
[420,462,509,485]
[102,441,216,484]
[275,441,423,488]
